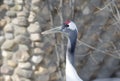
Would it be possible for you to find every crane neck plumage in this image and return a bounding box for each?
[66,32,77,66]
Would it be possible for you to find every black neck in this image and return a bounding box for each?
[66,31,77,66]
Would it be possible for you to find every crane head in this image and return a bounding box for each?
[42,20,78,37]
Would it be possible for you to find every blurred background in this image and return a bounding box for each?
[0,0,120,81]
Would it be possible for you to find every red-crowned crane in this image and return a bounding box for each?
[42,20,83,81]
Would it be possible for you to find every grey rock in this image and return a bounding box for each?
[30,33,41,42]
[34,74,49,81]
[16,0,24,5]
[0,36,5,46]
[12,17,28,26]
[32,0,41,6]
[31,5,39,13]
[4,0,14,6]
[48,64,57,73]
[15,68,33,78]
[12,4,23,11]
[14,26,27,35]
[18,62,32,69]
[1,39,17,51]
[19,78,31,81]
[0,76,4,81]
[17,11,28,17]
[12,75,31,81]
[19,44,29,51]
[28,11,36,23]
[14,50,30,62]
[4,75,12,81]
[36,66,48,75]
[7,60,17,68]
[0,59,2,66]
[34,42,44,48]
[4,23,13,33]
[1,64,14,75]
[6,10,16,18]
[2,50,13,59]
[0,19,7,28]
[27,22,41,33]
[31,55,43,64]
[5,33,14,39]
[33,48,44,54]
[14,35,31,45]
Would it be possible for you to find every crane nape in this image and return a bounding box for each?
[42,20,83,81]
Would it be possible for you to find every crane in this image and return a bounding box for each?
[42,20,83,81]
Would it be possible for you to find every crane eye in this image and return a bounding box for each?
[64,24,69,27]
[65,24,69,27]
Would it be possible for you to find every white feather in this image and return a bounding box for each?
[66,39,83,81]
[66,56,83,81]
[68,21,78,31]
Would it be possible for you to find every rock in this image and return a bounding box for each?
[0,59,2,66]
[4,0,14,6]
[14,26,27,35]
[12,4,23,11]
[0,36,5,46]
[12,75,31,81]
[12,17,28,26]
[34,42,44,47]
[32,65,36,70]
[31,55,43,64]
[19,44,29,51]
[31,5,39,13]
[48,64,57,73]
[27,22,41,33]
[1,64,14,75]
[34,74,49,81]
[5,33,14,39]
[6,10,16,18]
[15,68,33,78]
[19,78,31,81]
[14,35,31,45]
[1,40,17,51]
[33,48,44,54]
[16,0,24,5]
[2,50,13,59]
[0,76,4,81]
[17,11,28,17]
[0,19,7,28]
[37,66,48,74]
[4,23,13,33]
[4,75,12,81]
[30,33,41,42]
[28,11,36,23]
[7,60,17,68]
[32,0,41,6]
[50,72,60,81]
[18,62,32,69]
[14,50,30,62]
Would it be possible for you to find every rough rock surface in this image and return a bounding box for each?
[0,0,120,81]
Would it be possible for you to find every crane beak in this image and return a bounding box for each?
[41,26,63,35]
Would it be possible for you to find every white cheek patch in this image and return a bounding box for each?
[68,21,77,31]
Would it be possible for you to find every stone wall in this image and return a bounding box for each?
[0,0,120,81]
